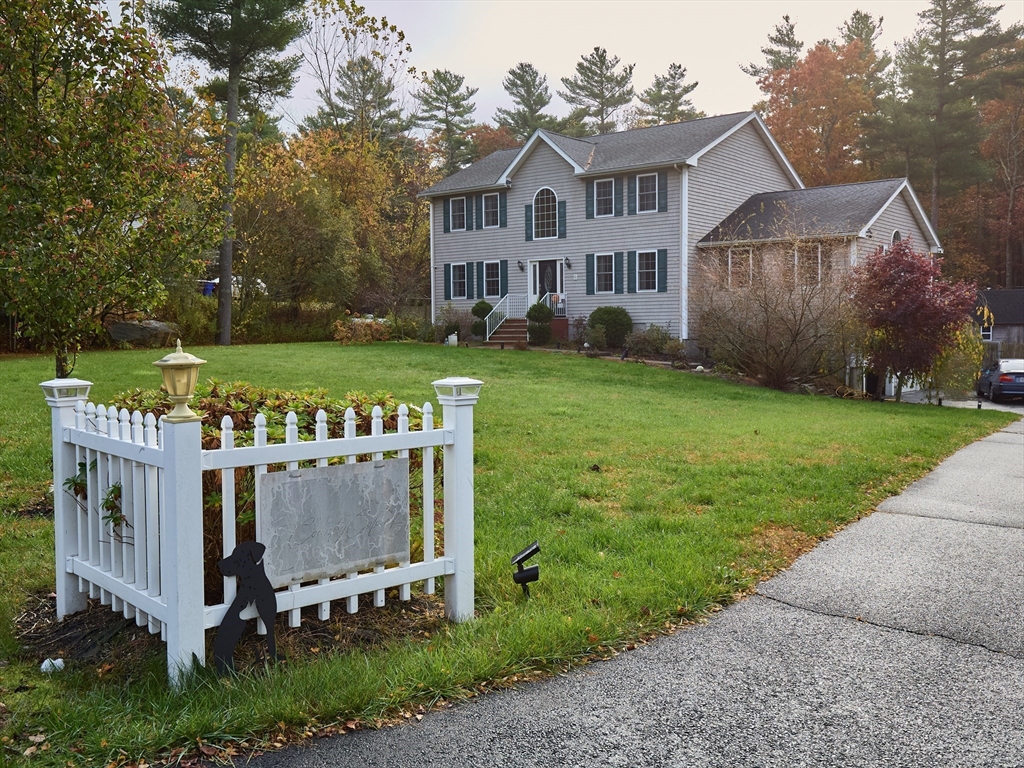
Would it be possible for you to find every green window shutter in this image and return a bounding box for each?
[476,261,484,298]
[557,200,567,238]
[466,196,474,231]
[475,195,483,229]
[525,204,533,241]
[586,253,595,295]
[443,199,451,233]
[627,251,637,293]
[657,249,668,292]
[657,171,668,212]
[614,252,625,294]
[614,176,624,216]
[499,191,507,228]
[500,259,508,296]
[443,263,451,300]
[627,176,636,215]
[466,261,475,299]
[586,181,594,219]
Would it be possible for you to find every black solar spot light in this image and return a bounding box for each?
[512,541,540,597]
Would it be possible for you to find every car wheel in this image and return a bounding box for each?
[990,388,1000,403]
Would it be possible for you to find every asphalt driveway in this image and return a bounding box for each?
[256,416,1024,768]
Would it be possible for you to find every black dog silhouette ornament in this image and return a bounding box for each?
[214,541,279,674]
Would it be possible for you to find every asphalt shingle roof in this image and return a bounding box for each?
[979,289,1024,326]
[698,178,907,244]
[420,111,756,197]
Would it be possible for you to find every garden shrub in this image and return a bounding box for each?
[111,380,432,603]
[433,303,473,343]
[334,313,392,345]
[588,306,632,348]
[528,322,552,345]
[526,302,554,323]
[585,324,606,354]
[624,324,672,358]
[570,315,589,352]
[470,300,493,338]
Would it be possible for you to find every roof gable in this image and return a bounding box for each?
[698,178,940,249]
[420,111,802,197]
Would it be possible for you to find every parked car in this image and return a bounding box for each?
[978,358,1024,402]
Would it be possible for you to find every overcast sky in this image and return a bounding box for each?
[156,0,1024,133]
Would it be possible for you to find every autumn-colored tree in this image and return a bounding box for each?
[980,69,1024,287]
[760,40,875,186]
[852,238,977,401]
[0,0,222,376]
[466,124,520,161]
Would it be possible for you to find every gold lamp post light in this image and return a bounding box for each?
[153,339,207,422]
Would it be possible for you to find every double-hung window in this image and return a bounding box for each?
[484,261,501,298]
[533,188,558,239]
[595,253,614,293]
[728,247,752,289]
[483,193,499,228]
[637,173,657,213]
[595,179,614,217]
[450,197,466,231]
[796,244,821,286]
[451,263,467,299]
[637,250,658,291]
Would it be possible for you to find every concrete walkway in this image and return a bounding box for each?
[259,418,1024,768]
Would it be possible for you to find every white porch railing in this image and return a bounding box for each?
[540,292,567,319]
[484,294,529,340]
[42,376,482,687]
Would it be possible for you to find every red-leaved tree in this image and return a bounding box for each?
[852,238,977,401]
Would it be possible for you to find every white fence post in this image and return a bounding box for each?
[40,378,94,619]
[432,377,483,622]
[161,417,205,687]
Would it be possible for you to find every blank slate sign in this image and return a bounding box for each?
[257,458,410,589]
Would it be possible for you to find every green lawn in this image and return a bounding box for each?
[0,343,1014,766]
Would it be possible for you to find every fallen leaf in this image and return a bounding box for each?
[96,663,115,678]
[587,634,599,643]
[345,720,357,730]
[24,746,37,756]
[198,745,217,757]
[28,734,46,743]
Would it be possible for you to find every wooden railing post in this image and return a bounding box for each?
[432,377,483,622]
[40,378,94,619]
[161,417,205,687]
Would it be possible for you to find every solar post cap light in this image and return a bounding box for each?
[512,541,540,597]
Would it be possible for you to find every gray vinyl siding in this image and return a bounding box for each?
[687,122,798,337]
[433,141,682,332]
[855,191,933,263]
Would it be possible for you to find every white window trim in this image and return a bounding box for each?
[891,229,902,245]
[981,325,993,341]
[483,260,501,298]
[636,249,658,292]
[595,252,615,294]
[482,193,499,229]
[594,178,615,218]
[794,243,822,285]
[451,262,468,299]
[727,247,752,289]
[637,173,658,214]
[533,187,559,240]
[450,197,467,232]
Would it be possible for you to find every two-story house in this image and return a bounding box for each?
[419,111,940,349]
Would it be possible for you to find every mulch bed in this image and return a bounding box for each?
[14,588,447,679]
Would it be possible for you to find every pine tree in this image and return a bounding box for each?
[148,0,308,346]
[558,47,635,134]
[909,0,1021,228]
[494,63,559,141]
[637,63,703,126]
[415,69,478,177]
[741,15,804,78]
[304,55,409,141]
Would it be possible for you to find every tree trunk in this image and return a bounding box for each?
[874,371,886,401]
[218,60,241,346]
[894,374,904,403]
[55,346,71,379]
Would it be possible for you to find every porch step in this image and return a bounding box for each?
[484,319,527,347]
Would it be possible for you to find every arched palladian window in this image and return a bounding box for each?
[533,188,558,239]
[891,230,902,246]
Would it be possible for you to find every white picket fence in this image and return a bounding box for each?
[41,376,482,687]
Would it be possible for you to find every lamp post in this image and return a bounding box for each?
[153,340,206,422]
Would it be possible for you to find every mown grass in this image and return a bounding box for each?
[0,343,1014,766]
